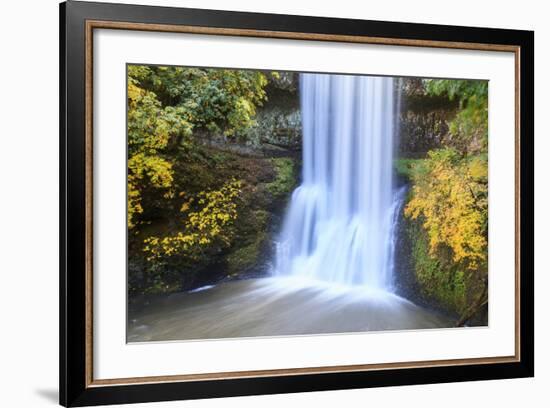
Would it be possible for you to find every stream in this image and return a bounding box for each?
[128,277,453,342]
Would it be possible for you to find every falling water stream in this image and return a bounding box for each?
[276,74,397,288]
[128,74,453,342]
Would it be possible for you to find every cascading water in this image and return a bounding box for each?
[275,73,400,290]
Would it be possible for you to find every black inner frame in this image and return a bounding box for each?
[60,1,534,406]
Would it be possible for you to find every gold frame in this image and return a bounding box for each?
[84,20,521,388]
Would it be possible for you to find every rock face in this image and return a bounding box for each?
[268,71,299,92]
[128,72,303,297]
[393,79,458,308]
[239,72,302,150]
[127,146,300,295]
[392,187,420,300]
[223,73,302,280]
[392,78,488,326]
[398,78,458,157]
[392,205,462,321]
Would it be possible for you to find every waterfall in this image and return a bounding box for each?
[275,73,399,290]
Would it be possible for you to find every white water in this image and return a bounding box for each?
[275,73,399,290]
[128,278,453,342]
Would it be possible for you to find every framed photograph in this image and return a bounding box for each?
[60,1,534,406]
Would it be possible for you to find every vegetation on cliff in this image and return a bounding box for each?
[127,65,299,295]
[399,79,489,325]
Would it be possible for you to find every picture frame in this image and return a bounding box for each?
[59,0,534,406]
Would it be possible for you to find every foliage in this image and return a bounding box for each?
[127,153,174,228]
[400,79,489,324]
[126,65,278,295]
[128,142,295,295]
[424,79,488,153]
[130,65,268,137]
[127,70,193,154]
[424,79,487,102]
[127,67,192,227]
[127,65,269,229]
[394,158,422,178]
[143,179,242,262]
[404,149,488,271]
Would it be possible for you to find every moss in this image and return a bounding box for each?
[251,209,270,229]
[266,157,296,198]
[226,232,267,276]
[394,158,423,178]
[129,144,296,294]
[408,220,467,315]
[226,209,270,276]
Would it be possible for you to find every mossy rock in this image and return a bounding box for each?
[266,157,296,199]
[226,232,268,276]
[235,209,270,241]
[226,209,270,275]
[408,220,468,315]
[129,144,296,294]
[406,217,488,328]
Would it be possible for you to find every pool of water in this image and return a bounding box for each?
[128,277,454,342]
